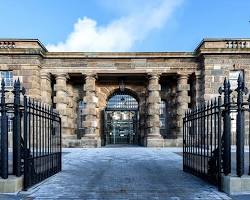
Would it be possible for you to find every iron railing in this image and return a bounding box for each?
[183,97,222,185]
[183,74,250,189]
[0,79,61,190]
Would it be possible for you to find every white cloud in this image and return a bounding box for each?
[46,0,183,52]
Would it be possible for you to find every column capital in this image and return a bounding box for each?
[82,73,98,80]
[55,73,69,80]
[147,72,161,80]
[40,72,51,81]
[177,73,189,80]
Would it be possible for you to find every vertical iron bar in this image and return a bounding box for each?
[1,79,8,179]
[194,107,197,175]
[222,79,232,175]
[13,79,21,177]
[32,99,35,184]
[218,96,222,191]
[210,100,213,166]
[39,101,41,182]
[199,105,202,175]
[23,95,28,189]
[236,74,245,177]
[206,102,209,175]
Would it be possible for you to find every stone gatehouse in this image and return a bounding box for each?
[0,38,249,147]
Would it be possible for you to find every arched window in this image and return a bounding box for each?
[160,100,166,133]
[106,90,138,110]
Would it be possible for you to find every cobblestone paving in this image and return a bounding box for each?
[1,147,247,200]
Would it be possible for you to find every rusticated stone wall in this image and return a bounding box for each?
[1,38,250,147]
[203,55,250,100]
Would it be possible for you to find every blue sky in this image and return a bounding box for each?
[0,0,250,52]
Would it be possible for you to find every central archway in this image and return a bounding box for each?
[103,89,139,145]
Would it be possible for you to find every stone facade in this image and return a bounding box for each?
[1,38,250,147]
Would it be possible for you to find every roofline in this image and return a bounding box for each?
[1,38,250,55]
[0,38,48,52]
[44,51,195,59]
[194,38,250,52]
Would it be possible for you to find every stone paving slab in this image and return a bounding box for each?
[0,147,249,199]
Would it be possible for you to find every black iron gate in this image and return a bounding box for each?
[183,97,222,185]
[104,90,139,145]
[183,75,250,190]
[0,79,61,190]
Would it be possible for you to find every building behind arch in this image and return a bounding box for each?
[0,38,249,147]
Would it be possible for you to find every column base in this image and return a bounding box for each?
[80,137,98,148]
[62,134,99,148]
[147,137,183,147]
[147,137,164,147]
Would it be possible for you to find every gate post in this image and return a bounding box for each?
[236,74,247,177]
[219,78,232,175]
[1,79,8,179]
[13,79,22,177]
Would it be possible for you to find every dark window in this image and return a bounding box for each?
[229,70,244,90]
[0,71,13,87]
[78,100,86,129]
[160,100,166,130]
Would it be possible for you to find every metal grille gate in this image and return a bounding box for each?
[104,90,139,145]
[0,79,61,190]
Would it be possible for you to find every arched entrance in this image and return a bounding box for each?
[103,90,139,145]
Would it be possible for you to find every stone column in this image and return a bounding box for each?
[146,73,164,147]
[54,73,70,136]
[176,74,189,138]
[66,84,75,135]
[40,72,52,105]
[82,73,98,147]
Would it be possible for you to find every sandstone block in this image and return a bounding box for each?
[148,84,161,91]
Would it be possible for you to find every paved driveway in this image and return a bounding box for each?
[9,147,232,200]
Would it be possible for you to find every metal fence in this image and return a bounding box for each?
[0,79,61,190]
[183,74,250,190]
[183,97,222,185]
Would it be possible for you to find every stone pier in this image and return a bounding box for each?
[146,73,164,147]
[176,74,189,139]
[54,73,71,144]
[83,73,98,147]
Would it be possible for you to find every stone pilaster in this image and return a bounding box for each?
[146,73,164,147]
[54,73,71,136]
[82,73,98,147]
[40,72,52,105]
[176,74,189,137]
[195,73,203,104]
